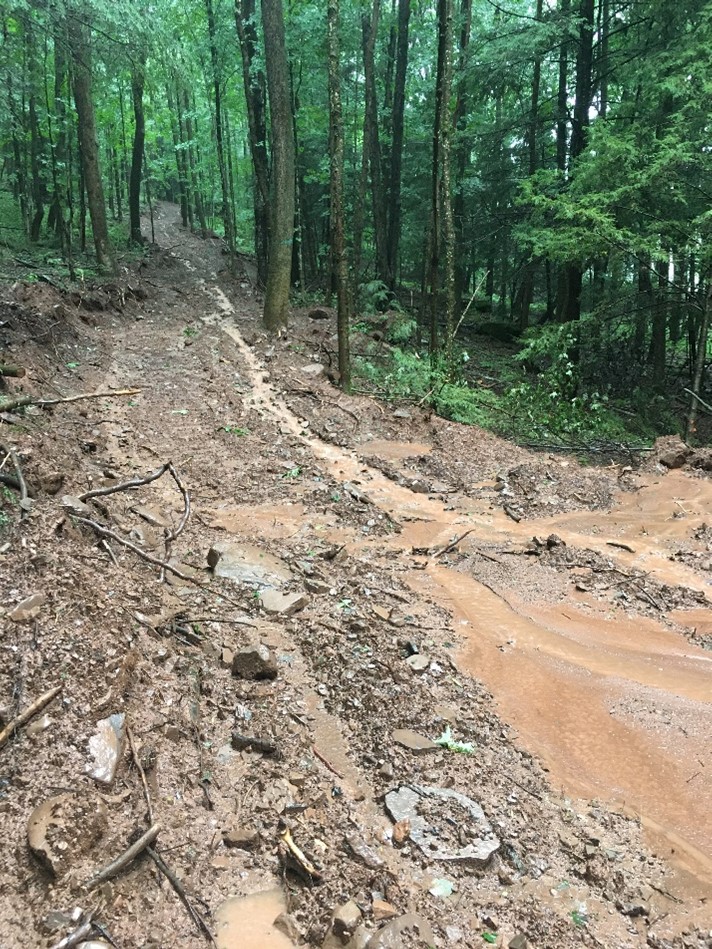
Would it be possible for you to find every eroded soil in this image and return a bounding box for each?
[1,203,711,949]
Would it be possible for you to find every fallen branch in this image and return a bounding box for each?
[607,541,635,553]
[312,744,343,779]
[9,448,29,513]
[279,822,322,881]
[49,912,95,949]
[0,365,25,378]
[85,823,160,889]
[0,387,141,415]
[127,725,154,825]
[503,504,522,523]
[146,846,217,945]
[683,387,712,415]
[434,528,475,558]
[0,686,63,750]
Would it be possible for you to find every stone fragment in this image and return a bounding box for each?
[384,784,500,865]
[344,482,370,504]
[131,504,170,528]
[259,588,308,616]
[405,654,430,672]
[367,914,434,949]
[305,578,330,595]
[27,792,107,876]
[372,900,397,922]
[207,541,292,586]
[61,495,93,518]
[378,761,394,780]
[221,647,234,668]
[372,605,391,621]
[658,439,691,469]
[9,592,46,623]
[231,644,278,681]
[345,833,384,869]
[75,942,112,948]
[274,913,302,942]
[393,819,410,845]
[333,900,362,939]
[302,363,326,377]
[392,408,411,419]
[509,935,529,949]
[86,713,126,785]
[408,479,430,494]
[222,826,260,850]
[391,729,439,753]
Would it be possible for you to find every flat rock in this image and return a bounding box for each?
[333,899,362,938]
[302,362,326,377]
[61,495,92,518]
[405,654,430,672]
[27,792,107,876]
[367,914,434,948]
[372,900,397,922]
[86,713,126,785]
[384,784,500,865]
[232,644,278,680]
[222,826,260,850]
[392,729,439,753]
[131,504,171,528]
[259,588,308,616]
[221,647,234,668]
[9,592,46,623]
[207,541,292,586]
[509,936,529,949]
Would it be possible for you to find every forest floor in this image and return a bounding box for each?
[1,203,711,949]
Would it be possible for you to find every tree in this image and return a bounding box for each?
[261,0,295,332]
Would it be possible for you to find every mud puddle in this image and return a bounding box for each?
[204,273,712,896]
[215,889,293,948]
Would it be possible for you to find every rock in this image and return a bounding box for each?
[509,936,529,949]
[40,910,75,935]
[207,541,292,586]
[222,826,260,850]
[305,578,330,595]
[86,713,126,785]
[131,504,170,528]
[75,942,112,948]
[259,588,308,616]
[391,729,439,753]
[221,647,234,668]
[367,914,434,948]
[372,605,391,621]
[384,785,500,865]
[405,654,430,673]
[274,913,302,942]
[333,900,362,939]
[408,479,430,494]
[378,761,394,780]
[392,408,411,419]
[302,363,326,377]
[345,833,384,869]
[657,438,691,469]
[546,533,565,548]
[61,495,93,518]
[27,792,107,876]
[38,472,64,495]
[308,307,331,320]
[344,482,370,504]
[231,644,278,680]
[8,592,46,623]
[393,819,410,844]
[372,900,397,922]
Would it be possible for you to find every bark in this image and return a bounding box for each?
[235,0,270,283]
[67,6,114,272]
[686,284,711,441]
[167,82,189,227]
[437,0,456,371]
[261,0,295,332]
[328,0,352,390]
[385,0,410,289]
[182,87,208,234]
[206,0,236,258]
[129,54,147,244]
[649,265,667,389]
[362,0,388,287]
[453,0,472,315]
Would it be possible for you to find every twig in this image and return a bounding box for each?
[0,686,63,750]
[146,846,217,944]
[312,744,343,779]
[49,914,95,949]
[434,528,476,558]
[85,823,160,889]
[0,387,141,414]
[683,387,712,415]
[279,822,322,881]
[101,540,119,566]
[606,541,635,553]
[127,725,153,825]
[9,449,29,510]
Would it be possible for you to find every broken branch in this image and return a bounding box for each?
[0,365,26,378]
[85,823,160,889]
[146,846,217,944]
[434,528,475,558]
[0,387,141,414]
[0,685,63,750]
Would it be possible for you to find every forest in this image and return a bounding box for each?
[1,0,711,448]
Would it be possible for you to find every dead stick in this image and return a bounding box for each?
[0,387,141,414]
[434,528,475,558]
[146,846,217,945]
[127,725,153,825]
[101,539,119,567]
[49,919,94,949]
[0,365,26,378]
[9,448,29,514]
[312,744,344,779]
[85,823,160,889]
[0,686,63,750]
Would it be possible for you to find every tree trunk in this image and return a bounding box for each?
[129,54,146,244]
[362,0,389,287]
[452,0,472,317]
[686,283,711,441]
[385,0,410,290]
[206,0,236,259]
[67,6,114,272]
[436,0,456,371]
[328,0,352,390]
[167,82,190,227]
[261,0,295,332]
[235,0,270,284]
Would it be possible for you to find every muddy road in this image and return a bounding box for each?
[1,202,710,948]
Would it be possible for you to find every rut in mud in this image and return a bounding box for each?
[1,203,711,949]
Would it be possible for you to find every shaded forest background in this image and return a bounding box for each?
[1,0,711,447]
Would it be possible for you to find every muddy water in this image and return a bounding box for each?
[215,889,293,948]
[205,283,712,894]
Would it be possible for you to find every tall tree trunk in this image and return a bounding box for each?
[167,81,190,227]
[261,0,295,332]
[686,283,711,441]
[328,0,352,390]
[182,87,208,234]
[206,0,236,259]
[437,0,456,371]
[235,0,270,284]
[385,0,410,289]
[362,0,388,287]
[129,53,146,244]
[67,6,114,272]
[453,0,472,317]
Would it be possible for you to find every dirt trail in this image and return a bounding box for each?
[1,202,711,948]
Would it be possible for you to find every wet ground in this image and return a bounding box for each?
[1,203,710,948]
